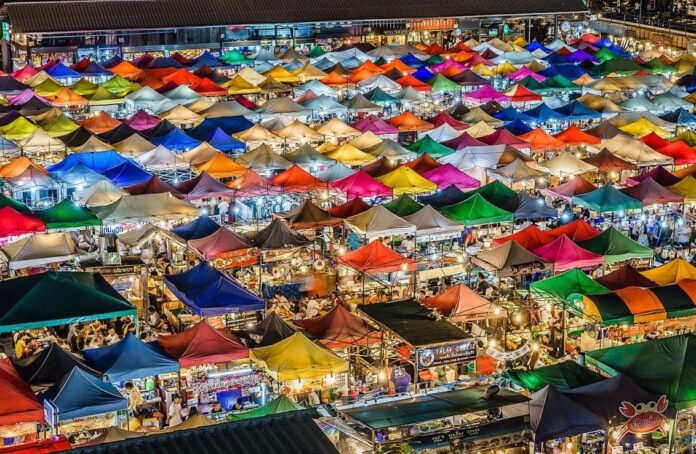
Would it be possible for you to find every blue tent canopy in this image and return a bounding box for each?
[80,62,112,76]
[101,55,123,68]
[660,107,696,125]
[540,64,587,81]
[48,151,130,174]
[203,127,246,152]
[101,161,152,187]
[400,53,426,68]
[42,367,127,420]
[418,185,467,210]
[164,262,264,315]
[530,385,606,442]
[152,128,202,151]
[504,119,534,135]
[51,162,106,188]
[543,53,571,65]
[83,334,179,382]
[513,192,558,220]
[171,215,220,240]
[148,57,184,69]
[192,51,226,68]
[411,67,435,83]
[188,116,254,139]
[554,100,602,120]
[494,107,535,123]
[526,41,552,53]
[523,103,568,122]
[46,62,81,79]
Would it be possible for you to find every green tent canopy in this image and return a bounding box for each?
[426,54,446,65]
[220,50,254,66]
[463,180,517,210]
[71,78,99,96]
[505,361,604,392]
[101,75,139,96]
[306,46,326,58]
[572,184,642,213]
[0,193,31,214]
[530,268,609,305]
[427,73,461,93]
[643,58,676,75]
[363,87,399,105]
[586,334,696,410]
[593,47,617,63]
[441,193,513,226]
[0,272,136,332]
[36,198,101,230]
[577,227,653,263]
[228,395,304,421]
[675,130,696,148]
[595,58,642,76]
[382,194,424,217]
[540,74,579,92]
[518,75,546,92]
[405,135,454,158]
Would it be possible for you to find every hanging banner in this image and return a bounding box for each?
[614,396,670,443]
[214,248,258,268]
[485,343,530,362]
[416,340,477,368]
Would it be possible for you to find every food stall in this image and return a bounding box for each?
[157,321,263,416]
[339,385,531,453]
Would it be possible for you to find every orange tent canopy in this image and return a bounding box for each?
[339,240,416,273]
[80,112,121,133]
[422,284,506,322]
[226,168,279,196]
[451,51,474,63]
[52,87,89,106]
[138,75,165,89]
[440,65,465,78]
[386,111,434,132]
[162,68,201,86]
[354,60,384,74]
[547,219,601,242]
[0,156,47,179]
[380,59,415,74]
[553,125,601,146]
[519,128,567,151]
[404,153,441,174]
[349,68,380,83]
[321,71,351,85]
[492,225,555,249]
[396,75,432,91]
[194,152,247,178]
[109,60,143,80]
[143,67,178,81]
[268,164,327,192]
[503,84,542,103]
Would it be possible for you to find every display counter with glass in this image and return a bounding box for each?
[81,257,148,316]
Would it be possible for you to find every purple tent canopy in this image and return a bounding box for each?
[430,59,467,74]
[507,66,547,83]
[443,132,488,150]
[567,50,600,64]
[125,110,161,131]
[350,115,399,135]
[462,85,510,103]
[421,164,481,190]
[9,89,50,106]
[174,172,235,200]
[329,169,393,198]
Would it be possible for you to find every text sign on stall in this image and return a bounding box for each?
[416,340,477,368]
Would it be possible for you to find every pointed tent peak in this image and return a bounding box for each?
[531,234,604,272]
[492,224,555,250]
[339,239,416,274]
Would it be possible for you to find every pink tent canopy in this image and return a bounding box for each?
[532,234,604,272]
[350,115,399,135]
[467,54,495,67]
[430,59,468,74]
[329,169,393,198]
[10,65,37,81]
[421,164,480,190]
[429,112,469,131]
[9,89,50,106]
[443,132,488,150]
[507,66,546,83]
[125,110,162,131]
[462,85,510,103]
[188,226,253,260]
[545,176,597,202]
[479,129,530,149]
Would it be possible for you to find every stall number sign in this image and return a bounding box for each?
[417,340,476,368]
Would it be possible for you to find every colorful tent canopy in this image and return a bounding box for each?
[329,197,371,218]
[596,264,657,290]
[248,218,311,249]
[421,284,505,323]
[382,194,424,217]
[269,165,327,193]
[577,227,652,264]
[228,395,304,421]
[626,166,680,186]
[0,207,46,238]
[530,268,608,304]
[275,200,341,229]
[83,333,179,382]
[330,169,392,198]
[164,262,264,315]
[532,235,604,272]
[573,184,642,213]
[188,226,253,261]
[421,164,479,190]
[158,320,249,367]
[472,240,549,276]
[295,303,381,348]
[492,224,555,250]
[505,360,604,393]
[36,198,101,229]
[376,166,437,195]
[641,257,696,285]
[586,334,696,410]
[344,205,415,238]
[42,367,126,420]
[621,177,683,206]
[546,176,597,203]
[403,204,465,236]
[583,148,637,173]
[250,332,348,381]
[0,272,135,333]
[170,215,220,241]
[339,240,416,273]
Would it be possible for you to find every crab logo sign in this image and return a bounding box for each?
[615,396,670,443]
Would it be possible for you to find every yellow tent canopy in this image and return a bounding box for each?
[376,166,437,195]
[263,65,300,84]
[326,143,376,166]
[33,78,64,97]
[472,63,497,77]
[222,75,262,95]
[150,414,214,435]
[0,117,39,140]
[669,175,696,203]
[495,61,518,75]
[250,332,348,381]
[465,121,496,138]
[641,257,696,285]
[619,117,670,138]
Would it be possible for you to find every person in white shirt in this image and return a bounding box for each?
[305,296,322,318]
[217,200,230,222]
[167,395,183,427]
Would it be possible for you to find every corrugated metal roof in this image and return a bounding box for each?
[8,0,587,33]
[70,410,339,454]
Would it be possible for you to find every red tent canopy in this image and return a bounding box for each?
[329,197,371,218]
[158,320,249,368]
[422,284,507,322]
[657,141,696,166]
[294,304,382,348]
[553,125,601,146]
[545,176,598,202]
[504,84,542,103]
[532,234,604,272]
[0,358,43,425]
[0,207,45,238]
[492,224,556,249]
[640,132,671,150]
[395,75,432,91]
[0,436,71,453]
[546,219,601,242]
[338,240,415,274]
[625,166,680,187]
[429,112,469,131]
[621,177,684,205]
[125,175,181,196]
[188,226,253,260]
[190,78,227,96]
[404,153,441,174]
[269,165,327,192]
